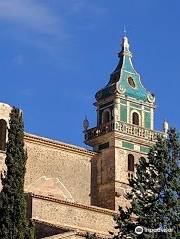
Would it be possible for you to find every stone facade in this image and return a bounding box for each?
[0,36,164,239]
[24,133,95,205]
[0,103,11,190]
[31,194,115,236]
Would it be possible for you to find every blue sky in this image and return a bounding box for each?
[0,0,180,147]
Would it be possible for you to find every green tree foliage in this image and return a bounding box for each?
[113,128,180,239]
[0,107,35,239]
[86,232,98,239]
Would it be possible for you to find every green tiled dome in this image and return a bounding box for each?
[95,37,155,103]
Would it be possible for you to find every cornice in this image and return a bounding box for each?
[120,95,155,108]
[114,131,155,147]
[24,133,96,157]
[94,95,115,107]
[31,193,115,216]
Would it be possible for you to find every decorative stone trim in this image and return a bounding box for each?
[127,101,130,123]
[31,193,116,216]
[24,133,96,156]
[129,102,141,109]
[122,141,134,150]
[121,140,149,154]
[140,146,150,154]
[85,121,160,143]
[114,131,154,148]
[120,96,155,109]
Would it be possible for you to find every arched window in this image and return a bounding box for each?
[0,119,7,151]
[102,110,110,124]
[132,112,139,126]
[128,154,134,172]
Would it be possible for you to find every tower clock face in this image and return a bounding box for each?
[128,76,136,88]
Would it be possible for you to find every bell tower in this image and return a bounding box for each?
[84,36,160,210]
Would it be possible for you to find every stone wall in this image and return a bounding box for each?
[43,231,83,239]
[0,103,11,127]
[0,103,12,190]
[31,194,116,236]
[24,134,96,205]
[96,146,115,210]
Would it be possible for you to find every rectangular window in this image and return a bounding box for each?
[99,142,109,151]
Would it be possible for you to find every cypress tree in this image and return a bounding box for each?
[0,107,35,239]
[113,128,180,239]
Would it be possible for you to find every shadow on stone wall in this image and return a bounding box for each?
[90,155,98,206]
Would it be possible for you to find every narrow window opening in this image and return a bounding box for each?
[128,154,134,172]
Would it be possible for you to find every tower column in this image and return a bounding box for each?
[142,105,145,127]
[127,101,130,124]
[114,94,120,122]
[151,107,154,130]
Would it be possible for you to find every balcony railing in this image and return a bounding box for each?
[84,121,159,142]
[84,121,114,142]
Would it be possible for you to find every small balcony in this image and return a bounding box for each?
[84,121,159,142]
[84,121,114,142]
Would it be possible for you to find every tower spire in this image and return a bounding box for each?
[95,35,154,103]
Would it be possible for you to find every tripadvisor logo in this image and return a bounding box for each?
[135,226,143,235]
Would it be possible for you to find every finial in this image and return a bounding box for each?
[123,24,127,37]
[83,116,89,131]
[163,119,169,134]
[122,35,129,51]
[121,25,129,50]
[118,27,131,58]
